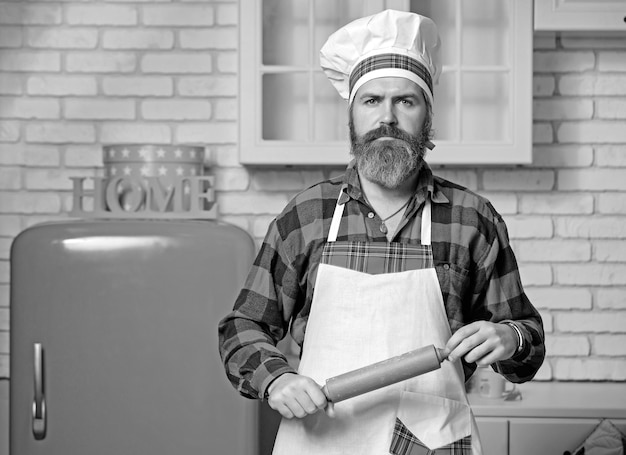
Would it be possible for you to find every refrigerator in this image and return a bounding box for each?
[10,219,257,454]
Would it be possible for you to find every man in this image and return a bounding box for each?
[219,10,544,455]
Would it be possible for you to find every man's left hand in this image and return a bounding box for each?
[444,321,518,366]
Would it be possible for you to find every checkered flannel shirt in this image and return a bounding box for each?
[218,160,545,400]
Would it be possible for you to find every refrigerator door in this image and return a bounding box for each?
[10,220,256,455]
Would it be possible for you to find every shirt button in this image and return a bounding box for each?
[443,264,450,270]
[368,212,375,219]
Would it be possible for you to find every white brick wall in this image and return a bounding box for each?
[0,4,625,385]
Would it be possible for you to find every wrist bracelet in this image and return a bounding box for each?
[505,321,524,354]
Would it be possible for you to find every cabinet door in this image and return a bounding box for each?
[411,0,532,165]
[476,417,508,455]
[240,0,407,166]
[535,0,626,31]
[509,418,601,455]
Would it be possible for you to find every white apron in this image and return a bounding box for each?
[272,197,483,455]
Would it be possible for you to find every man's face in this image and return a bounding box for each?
[350,77,431,189]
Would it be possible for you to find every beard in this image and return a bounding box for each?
[350,118,432,190]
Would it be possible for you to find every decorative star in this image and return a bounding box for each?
[110,167,118,175]
[123,166,132,175]
[109,148,117,158]
[138,148,150,159]
[156,148,166,158]
[174,148,183,158]
[122,148,130,157]
[140,165,150,176]
[158,166,167,176]
[176,166,184,176]
[190,150,196,158]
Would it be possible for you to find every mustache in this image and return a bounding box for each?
[359,125,416,144]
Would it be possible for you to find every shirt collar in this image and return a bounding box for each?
[337,159,450,206]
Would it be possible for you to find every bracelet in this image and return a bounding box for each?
[505,321,524,355]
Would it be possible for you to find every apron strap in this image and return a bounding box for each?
[421,199,432,246]
[328,199,345,243]
[328,194,432,245]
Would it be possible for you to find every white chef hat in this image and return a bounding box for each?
[320,9,441,106]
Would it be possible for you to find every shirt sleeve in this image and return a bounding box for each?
[218,218,299,400]
[473,212,546,383]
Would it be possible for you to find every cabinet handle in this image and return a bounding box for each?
[32,342,47,440]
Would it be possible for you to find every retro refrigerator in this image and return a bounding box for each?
[10,219,257,454]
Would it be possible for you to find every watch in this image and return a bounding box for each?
[505,321,524,355]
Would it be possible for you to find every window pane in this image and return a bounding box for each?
[432,71,457,141]
[314,1,370,63]
[461,0,510,66]
[262,0,309,66]
[314,72,349,142]
[262,73,309,141]
[410,0,458,67]
[313,0,370,141]
[461,72,510,141]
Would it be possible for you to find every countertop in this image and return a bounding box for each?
[468,381,626,419]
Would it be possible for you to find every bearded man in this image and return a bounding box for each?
[219,10,544,455]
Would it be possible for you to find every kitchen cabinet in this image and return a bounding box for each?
[475,418,508,455]
[509,418,626,455]
[534,0,626,31]
[10,220,257,455]
[470,382,626,455]
[239,0,533,166]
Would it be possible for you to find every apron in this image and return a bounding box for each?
[272,196,483,455]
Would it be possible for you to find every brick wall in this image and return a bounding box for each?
[1,1,625,382]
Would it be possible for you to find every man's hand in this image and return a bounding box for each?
[445,321,518,366]
[266,373,329,419]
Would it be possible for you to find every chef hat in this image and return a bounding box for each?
[320,9,441,106]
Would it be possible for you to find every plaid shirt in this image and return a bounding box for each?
[219,160,545,400]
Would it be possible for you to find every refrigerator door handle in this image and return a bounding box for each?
[32,342,47,440]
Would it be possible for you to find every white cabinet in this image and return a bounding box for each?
[534,0,626,31]
[509,418,626,455]
[478,417,626,455]
[470,382,626,455]
[239,0,533,166]
[476,418,508,455]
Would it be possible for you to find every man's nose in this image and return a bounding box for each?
[379,102,397,125]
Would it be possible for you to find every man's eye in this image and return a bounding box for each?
[365,98,377,105]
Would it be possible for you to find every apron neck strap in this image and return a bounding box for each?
[420,198,432,246]
[328,197,345,243]
[328,195,432,245]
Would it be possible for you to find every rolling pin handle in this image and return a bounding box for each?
[436,347,449,363]
[321,384,332,403]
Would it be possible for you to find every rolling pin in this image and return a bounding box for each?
[321,344,448,403]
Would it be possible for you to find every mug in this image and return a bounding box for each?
[477,368,516,399]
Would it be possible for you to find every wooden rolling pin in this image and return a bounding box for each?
[321,344,448,403]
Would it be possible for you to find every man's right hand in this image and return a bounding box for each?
[266,373,329,419]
